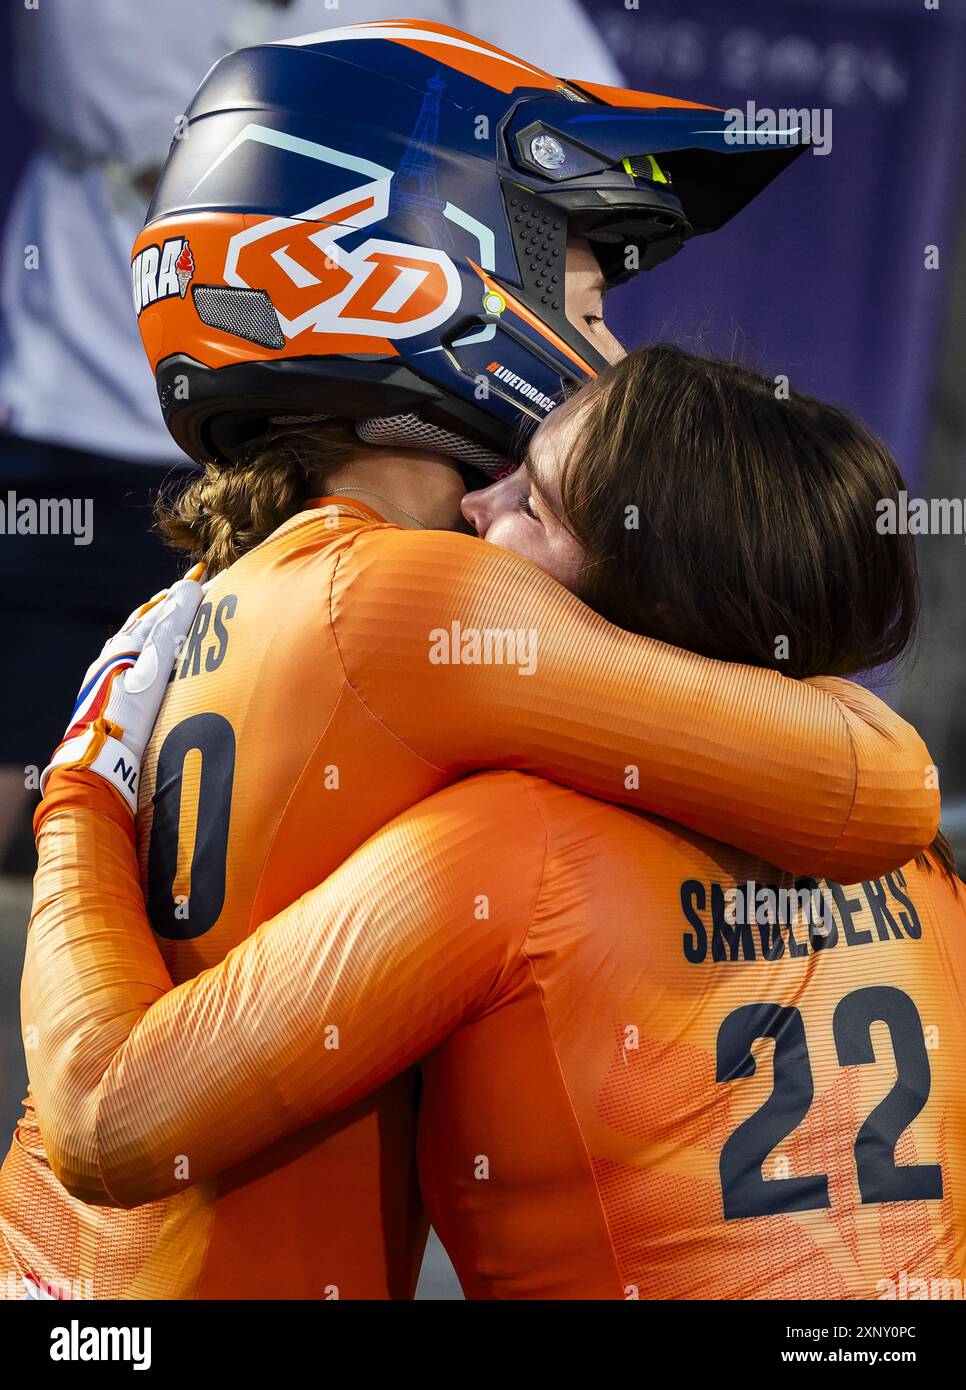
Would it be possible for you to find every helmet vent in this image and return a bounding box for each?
[192,285,285,351]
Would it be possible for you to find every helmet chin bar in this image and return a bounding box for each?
[497,178,690,373]
[156,354,517,474]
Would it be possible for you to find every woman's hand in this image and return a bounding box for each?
[41,564,205,813]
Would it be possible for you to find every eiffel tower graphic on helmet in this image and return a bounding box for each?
[391,72,455,253]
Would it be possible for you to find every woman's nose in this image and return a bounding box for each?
[462,469,526,538]
[461,482,496,538]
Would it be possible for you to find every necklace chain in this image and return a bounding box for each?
[335,488,429,529]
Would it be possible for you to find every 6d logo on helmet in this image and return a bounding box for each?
[223,176,462,343]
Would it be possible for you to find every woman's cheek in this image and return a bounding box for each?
[485,516,544,567]
[483,515,520,550]
[549,532,585,591]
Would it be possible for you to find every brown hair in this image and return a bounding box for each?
[155,420,362,575]
[555,344,955,879]
[560,345,917,678]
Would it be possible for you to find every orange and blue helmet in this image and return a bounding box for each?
[132,19,807,473]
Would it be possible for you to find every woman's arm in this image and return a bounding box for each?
[24,769,542,1209]
[332,527,937,882]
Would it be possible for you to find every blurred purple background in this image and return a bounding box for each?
[588,0,966,493]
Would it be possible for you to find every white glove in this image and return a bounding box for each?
[41,566,205,813]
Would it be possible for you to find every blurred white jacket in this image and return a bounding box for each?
[0,0,621,464]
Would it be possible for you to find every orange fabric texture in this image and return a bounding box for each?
[14,770,966,1300]
[1,500,942,1298]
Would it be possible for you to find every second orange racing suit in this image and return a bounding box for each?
[18,769,966,1299]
